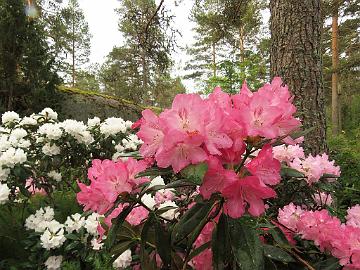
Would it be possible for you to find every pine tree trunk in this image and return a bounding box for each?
[270,0,327,154]
[212,41,216,77]
[331,1,340,135]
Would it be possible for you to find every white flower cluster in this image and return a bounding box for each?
[25,208,104,251]
[44,255,63,270]
[0,182,10,204]
[113,249,132,269]
[142,176,179,220]
[0,108,140,191]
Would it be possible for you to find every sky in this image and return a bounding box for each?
[76,1,269,91]
[79,2,194,66]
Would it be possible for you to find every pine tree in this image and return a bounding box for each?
[59,0,91,86]
[0,0,60,113]
[101,0,183,107]
[185,0,268,94]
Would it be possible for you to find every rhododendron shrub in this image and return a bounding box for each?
[0,108,140,203]
[75,78,345,270]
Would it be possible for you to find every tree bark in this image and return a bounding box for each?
[270,0,327,154]
[331,0,340,135]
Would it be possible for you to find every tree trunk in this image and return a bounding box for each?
[239,24,245,62]
[270,0,327,154]
[331,1,340,135]
[212,41,217,77]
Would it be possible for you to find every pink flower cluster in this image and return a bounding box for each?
[135,77,301,173]
[346,205,360,228]
[278,204,360,269]
[273,144,340,185]
[289,153,340,184]
[76,158,150,215]
[134,78,301,219]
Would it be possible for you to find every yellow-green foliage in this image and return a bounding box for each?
[57,85,162,114]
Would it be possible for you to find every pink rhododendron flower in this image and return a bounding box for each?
[277,203,304,231]
[223,176,277,218]
[156,141,208,173]
[272,144,305,165]
[246,144,281,186]
[154,190,175,205]
[77,159,150,214]
[290,153,340,184]
[137,109,165,157]
[199,156,238,200]
[346,204,360,228]
[126,206,149,226]
[191,221,215,270]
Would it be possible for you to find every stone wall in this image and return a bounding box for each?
[56,86,161,122]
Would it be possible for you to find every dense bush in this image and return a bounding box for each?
[0,78,358,270]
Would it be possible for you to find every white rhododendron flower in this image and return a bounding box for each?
[20,116,37,126]
[0,147,27,168]
[91,238,104,250]
[40,220,66,250]
[37,123,63,140]
[159,201,179,220]
[47,171,62,182]
[25,207,55,232]
[1,111,20,125]
[44,256,63,270]
[9,128,27,140]
[65,213,85,233]
[141,193,156,210]
[0,167,10,182]
[100,117,127,137]
[87,117,100,128]
[84,213,102,236]
[113,249,132,269]
[40,108,58,120]
[42,143,60,156]
[0,183,10,204]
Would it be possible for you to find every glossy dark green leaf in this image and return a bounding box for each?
[228,218,264,270]
[171,200,214,245]
[110,240,135,260]
[180,162,208,185]
[263,245,295,263]
[280,166,305,178]
[140,213,157,270]
[154,218,171,267]
[106,204,134,249]
[212,213,231,270]
[314,257,341,270]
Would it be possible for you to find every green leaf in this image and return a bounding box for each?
[171,199,214,245]
[280,166,305,178]
[180,162,208,185]
[65,233,79,241]
[147,179,196,192]
[228,218,264,270]
[212,214,231,270]
[140,213,157,270]
[106,204,134,249]
[188,241,211,261]
[314,257,341,270]
[154,217,171,267]
[110,240,135,261]
[263,245,295,263]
